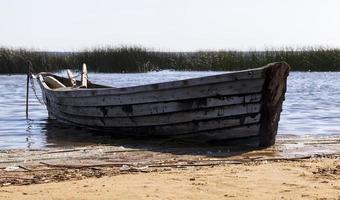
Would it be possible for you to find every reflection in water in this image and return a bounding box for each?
[25,119,33,149]
[43,119,123,147]
[0,71,340,149]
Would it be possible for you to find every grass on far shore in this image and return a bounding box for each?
[1,46,340,74]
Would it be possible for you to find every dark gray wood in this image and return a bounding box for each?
[45,110,261,137]
[37,62,289,146]
[143,114,261,136]
[259,62,290,147]
[47,102,261,127]
[42,66,265,98]
[45,78,264,106]
[49,94,262,117]
[196,124,260,140]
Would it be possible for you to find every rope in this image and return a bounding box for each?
[29,77,45,105]
[27,61,45,105]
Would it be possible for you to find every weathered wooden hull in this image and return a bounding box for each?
[37,62,290,147]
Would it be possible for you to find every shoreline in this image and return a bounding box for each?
[0,136,339,199]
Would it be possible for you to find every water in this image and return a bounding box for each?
[0,71,340,149]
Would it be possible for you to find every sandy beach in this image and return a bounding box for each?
[0,157,339,200]
[0,136,339,199]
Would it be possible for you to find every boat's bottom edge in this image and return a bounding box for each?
[47,115,265,147]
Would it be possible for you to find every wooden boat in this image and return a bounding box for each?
[36,62,290,147]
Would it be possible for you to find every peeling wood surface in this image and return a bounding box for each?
[37,62,289,146]
[259,62,290,147]
[47,103,261,127]
[49,94,262,117]
[43,67,265,98]
[46,79,265,106]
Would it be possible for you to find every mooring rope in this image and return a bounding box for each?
[27,61,45,105]
[29,75,45,105]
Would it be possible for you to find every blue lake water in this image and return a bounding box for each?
[0,71,340,149]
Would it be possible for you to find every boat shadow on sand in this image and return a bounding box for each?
[42,119,268,158]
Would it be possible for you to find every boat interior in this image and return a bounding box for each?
[40,73,112,90]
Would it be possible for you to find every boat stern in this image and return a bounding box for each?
[258,62,290,147]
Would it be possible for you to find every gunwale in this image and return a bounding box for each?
[38,66,266,98]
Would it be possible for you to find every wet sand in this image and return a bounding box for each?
[0,136,339,199]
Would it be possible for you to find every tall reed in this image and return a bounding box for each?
[1,47,340,74]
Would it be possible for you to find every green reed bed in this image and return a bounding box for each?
[1,47,340,74]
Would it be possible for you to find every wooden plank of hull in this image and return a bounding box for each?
[43,67,265,98]
[46,102,261,127]
[130,114,261,136]
[193,124,260,140]
[48,110,261,136]
[45,78,264,107]
[49,93,262,117]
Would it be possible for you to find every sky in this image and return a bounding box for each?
[1,0,340,51]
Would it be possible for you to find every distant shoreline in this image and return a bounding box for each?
[1,47,340,74]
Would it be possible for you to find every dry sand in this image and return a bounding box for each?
[0,136,339,199]
[0,157,339,200]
